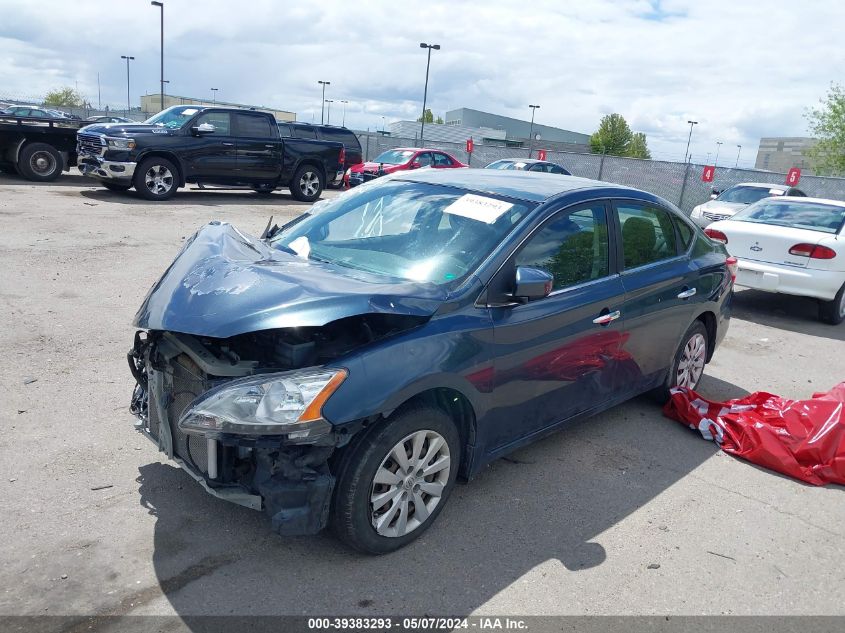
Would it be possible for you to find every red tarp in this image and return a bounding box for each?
[663,383,845,486]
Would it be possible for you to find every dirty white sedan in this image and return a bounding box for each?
[704,196,845,324]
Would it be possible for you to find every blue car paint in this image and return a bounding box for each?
[135,170,732,481]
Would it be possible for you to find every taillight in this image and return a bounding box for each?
[705,228,728,244]
[725,256,738,283]
[788,243,836,259]
[338,147,346,165]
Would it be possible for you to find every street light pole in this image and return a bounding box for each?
[318,80,330,124]
[210,88,218,105]
[151,1,164,112]
[735,144,742,168]
[325,99,333,125]
[684,120,698,163]
[714,141,723,167]
[341,100,348,127]
[382,116,386,133]
[120,55,135,117]
[418,42,440,144]
[528,104,540,158]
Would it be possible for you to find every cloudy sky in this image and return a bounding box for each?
[1,0,842,166]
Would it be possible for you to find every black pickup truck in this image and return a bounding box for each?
[0,113,83,181]
[76,105,344,201]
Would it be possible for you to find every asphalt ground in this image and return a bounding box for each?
[1,172,843,631]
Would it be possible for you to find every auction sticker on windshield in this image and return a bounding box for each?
[444,194,513,224]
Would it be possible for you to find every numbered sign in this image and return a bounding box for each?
[701,165,715,182]
[786,167,801,186]
[537,149,547,161]
[466,138,473,154]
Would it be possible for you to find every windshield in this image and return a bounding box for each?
[717,185,785,205]
[732,200,845,234]
[485,160,514,170]
[270,179,534,285]
[144,105,201,128]
[373,149,415,165]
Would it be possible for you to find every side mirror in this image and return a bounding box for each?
[710,188,721,199]
[191,122,215,136]
[512,267,553,302]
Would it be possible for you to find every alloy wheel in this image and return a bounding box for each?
[145,165,174,195]
[839,289,845,318]
[30,151,56,177]
[370,429,451,538]
[299,171,319,197]
[676,332,706,389]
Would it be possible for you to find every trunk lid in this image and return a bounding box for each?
[715,221,830,268]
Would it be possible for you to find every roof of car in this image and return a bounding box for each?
[393,168,623,203]
[490,158,551,164]
[734,182,791,190]
[768,196,845,208]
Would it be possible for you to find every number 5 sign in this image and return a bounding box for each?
[537,149,547,161]
[786,167,801,186]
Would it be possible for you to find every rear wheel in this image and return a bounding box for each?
[289,164,323,202]
[18,143,63,182]
[330,406,460,554]
[819,283,845,325]
[133,157,178,200]
[653,320,709,401]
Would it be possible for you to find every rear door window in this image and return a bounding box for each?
[320,127,360,149]
[433,153,454,167]
[292,126,317,139]
[616,202,679,269]
[234,113,273,138]
[277,124,292,138]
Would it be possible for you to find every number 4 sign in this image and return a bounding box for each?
[701,165,715,182]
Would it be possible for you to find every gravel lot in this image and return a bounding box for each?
[1,173,844,627]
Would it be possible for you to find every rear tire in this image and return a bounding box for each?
[102,182,131,192]
[133,157,178,201]
[289,164,324,202]
[330,406,460,554]
[652,320,709,401]
[18,143,63,182]
[819,283,845,325]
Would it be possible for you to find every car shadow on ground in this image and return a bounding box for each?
[0,171,94,187]
[731,288,844,341]
[135,386,736,620]
[76,188,323,207]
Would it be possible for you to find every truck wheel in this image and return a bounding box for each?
[102,182,131,192]
[330,406,460,554]
[290,164,324,202]
[819,283,845,325]
[252,184,275,194]
[18,143,64,182]
[134,157,178,201]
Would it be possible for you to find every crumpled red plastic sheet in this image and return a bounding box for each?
[663,383,845,486]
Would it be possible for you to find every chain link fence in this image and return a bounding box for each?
[355,131,845,215]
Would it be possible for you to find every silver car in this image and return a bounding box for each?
[690,182,806,228]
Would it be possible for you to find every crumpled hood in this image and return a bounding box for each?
[133,222,447,338]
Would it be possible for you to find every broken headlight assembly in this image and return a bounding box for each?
[178,368,347,440]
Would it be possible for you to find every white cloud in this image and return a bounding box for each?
[0,0,842,166]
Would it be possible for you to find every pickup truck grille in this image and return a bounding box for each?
[77,133,105,156]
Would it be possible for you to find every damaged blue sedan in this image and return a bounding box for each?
[128,169,733,554]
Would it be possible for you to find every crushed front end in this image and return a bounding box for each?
[128,328,352,535]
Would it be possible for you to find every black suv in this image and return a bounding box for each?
[278,122,363,185]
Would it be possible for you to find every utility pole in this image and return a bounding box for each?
[714,141,723,167]
[684,120,698,163]
[97,73,101,110]
[325,99,333,125]
[528,104,540,158]
[210,88,218,105]
[418,42,440,143]
[735,144,742,168]
[120,55,135,117]
[151,1,164,112]
[318,80,330,124]
[341,100,348,127]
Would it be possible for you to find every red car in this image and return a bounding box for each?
[345,147,467,187]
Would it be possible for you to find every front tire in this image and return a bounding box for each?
[330,406,460,554]
[18,143,64,182]
[289,164,324,202]
[133,157,178,200]
[819,283,845,325]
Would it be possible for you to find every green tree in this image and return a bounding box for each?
[417,108,434,123]
[628,132,652,159]
[435,115,444,124]
[805,83,845,176]
[590,113,633,156]
[44,87,84,107]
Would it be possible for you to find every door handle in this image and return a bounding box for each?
[677,287,697,299]
[222,142,234,146]
[592,310,621,325]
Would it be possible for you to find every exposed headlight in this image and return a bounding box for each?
[178,368,347,439]
[105,137,136,149]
